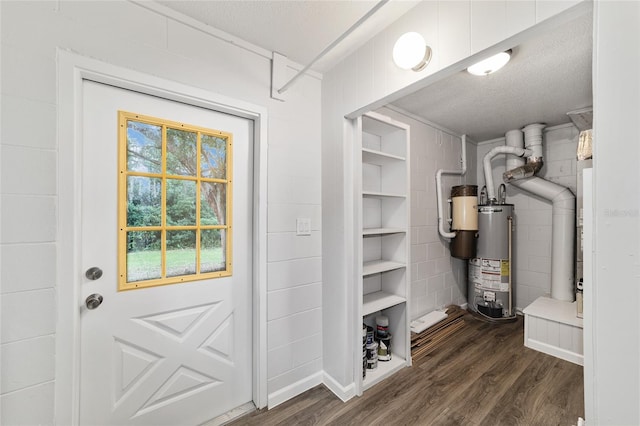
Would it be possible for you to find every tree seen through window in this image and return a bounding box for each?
[118,111,232,290]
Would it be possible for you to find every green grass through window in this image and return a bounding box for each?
[127,248,224,282]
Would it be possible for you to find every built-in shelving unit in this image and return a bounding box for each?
[356,111,411,394]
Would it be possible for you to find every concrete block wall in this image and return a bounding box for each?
[379,108,477,320]
[475,124,579,310]
[0,1,321,423]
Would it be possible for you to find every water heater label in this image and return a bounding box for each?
[481,258,500,272]
[469,258,509,292]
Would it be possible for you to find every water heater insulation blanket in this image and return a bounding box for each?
[410,310,448,334]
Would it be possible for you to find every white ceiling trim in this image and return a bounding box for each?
[131,0,322,80]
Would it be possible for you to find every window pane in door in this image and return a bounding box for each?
[201,182,226,225]
[119,111,233,289]
[166,230,196,277]
[201,134,227,179]
[127,176,161,227]
[167,128,197,176]
[126,121,162,173]
[126,231,161,282]
[166,179,196,226]
[201,229,226,273]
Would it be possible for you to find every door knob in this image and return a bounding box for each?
[85,267,103,281]
[85,293,103,310]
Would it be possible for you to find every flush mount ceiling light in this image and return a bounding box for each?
[393,32,432,72]
[467,50,512,76]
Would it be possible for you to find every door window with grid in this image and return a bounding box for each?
[118,111,232,290]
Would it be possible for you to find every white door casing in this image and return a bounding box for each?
[80,81,252,425]
[56,51,268,425]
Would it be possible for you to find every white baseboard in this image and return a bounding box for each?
[267,372,322,409]
[322,372,356,402]
[459,302,468,310]
[525,338,584,366]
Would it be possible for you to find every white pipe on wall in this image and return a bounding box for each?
[482,145,531,201]
[436,135,467,240]
[522,123,545,158]
[504,128,576,302]
[505,129,525,168]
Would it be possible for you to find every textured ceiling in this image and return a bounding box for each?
[390,10,593,142]
[157,0,419,73]
[156,0,591,142]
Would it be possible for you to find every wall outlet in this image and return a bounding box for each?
[296,218,311,236]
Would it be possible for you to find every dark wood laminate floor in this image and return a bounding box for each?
[230,315,584,426]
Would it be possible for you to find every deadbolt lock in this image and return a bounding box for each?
[85,267,103,281]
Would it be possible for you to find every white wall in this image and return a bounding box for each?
[0,1,321,424]
[590,1,640,423]
[379,108,474,319]
[476,124,579,310]
[329,0,582,120]
[322,0,582,390]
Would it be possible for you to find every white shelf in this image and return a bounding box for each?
[362,148,405,165]
[363,227,405,236]
[362,291,405,316]
[362,191,406,199]
[363,355,406,390]
[363,260,405,276]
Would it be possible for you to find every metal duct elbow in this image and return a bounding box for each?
[503,158,544,182]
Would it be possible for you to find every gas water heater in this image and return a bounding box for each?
[468,188,515,319]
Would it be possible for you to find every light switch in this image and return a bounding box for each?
[296,218,311,236]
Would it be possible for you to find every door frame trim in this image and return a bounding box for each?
[55,49,268,425]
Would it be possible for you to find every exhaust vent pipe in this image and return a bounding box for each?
[504,126,576,302]
[503,124,545,182]
[522,123,545,158]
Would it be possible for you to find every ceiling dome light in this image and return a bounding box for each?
[467,50,512,76]
[393,32,432,72]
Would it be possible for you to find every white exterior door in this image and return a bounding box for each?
[79,80,253,425]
